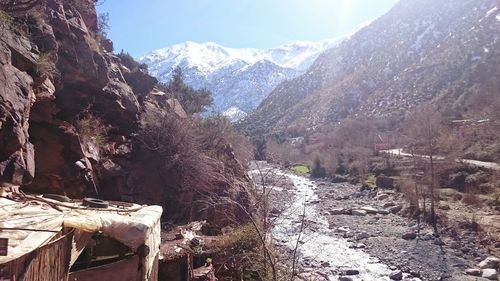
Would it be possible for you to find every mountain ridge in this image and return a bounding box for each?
[239,0,500,136]
[138,39,343,119]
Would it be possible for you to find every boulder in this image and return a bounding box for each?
[352,209,367,216]
[376,176,394,189]
[344,269,359,275]
[166,98,188,118]
[337,226,350,233]
[388,205,403,214]
[330,208,345,215]
[482,269,498,280]
[349,243,366,249]
[464,268,481,276]
[377,209,390,215]
[402,232,417,240]
[123,69,157,95]
[360,206,378,214]
[478,256,500,269]
[389,270,403,280]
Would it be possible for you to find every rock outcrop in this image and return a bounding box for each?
[0,0,251,227]
[0,34,36,186]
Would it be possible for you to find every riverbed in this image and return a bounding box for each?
[272,171,393,280]
[249,162,491,281]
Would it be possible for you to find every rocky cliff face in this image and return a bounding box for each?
[239,0,500,136]
[0,0,250,226]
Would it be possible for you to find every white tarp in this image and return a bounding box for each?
[0,195,162,281]
[0,197,63,264]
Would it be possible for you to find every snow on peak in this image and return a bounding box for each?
[222,107,247,122]
[138,38,344,116]
[139,39,342,78]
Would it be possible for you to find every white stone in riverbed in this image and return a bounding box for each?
[482,268,498,280]
[360,206,378,214]
[377,193,389,200]
[464,268,481,276]
[330,208,345,215]
[337,226,350,233]
[352,209,367,216]
[270,168,392,280]
[478,256,500,269]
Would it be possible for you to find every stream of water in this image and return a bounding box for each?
[262,167,393,280]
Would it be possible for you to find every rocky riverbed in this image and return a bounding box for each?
[251,162,500,281]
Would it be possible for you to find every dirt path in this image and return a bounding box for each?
[381,148,500,170]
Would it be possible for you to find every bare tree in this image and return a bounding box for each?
[202,161,310,281]
[403,104,445,233]
[94,0,107,6]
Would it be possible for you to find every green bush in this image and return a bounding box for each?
[117,50,147,72]
[291,165,310,174]
[159,67,213,115]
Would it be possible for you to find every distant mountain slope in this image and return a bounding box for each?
[239,0,500,135]
[138,40,341,120]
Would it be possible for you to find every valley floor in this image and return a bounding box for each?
[260,163,500,281]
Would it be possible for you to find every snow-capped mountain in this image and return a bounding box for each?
[239,0,500,135]
[138,39,342,120]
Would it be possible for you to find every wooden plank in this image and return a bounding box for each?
[69,255,141,281]
[0,238,7,256]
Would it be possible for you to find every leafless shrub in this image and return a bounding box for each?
[461,193,482,207]
[76,112,109,148]
[36,52,53,75]
[138,111,217,191]
[403,104,446,233]
[196,114,253,167]
[400,175,419,209]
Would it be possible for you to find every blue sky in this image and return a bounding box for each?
[97,0,399,57]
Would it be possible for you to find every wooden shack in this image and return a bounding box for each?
[0,194,162,281]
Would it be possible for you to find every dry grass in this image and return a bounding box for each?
[76,113,108,148]
[36,52,53,75]
[85,33,102,54]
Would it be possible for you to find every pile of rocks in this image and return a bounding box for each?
[465,256,499,280]
[329,203,403,217]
